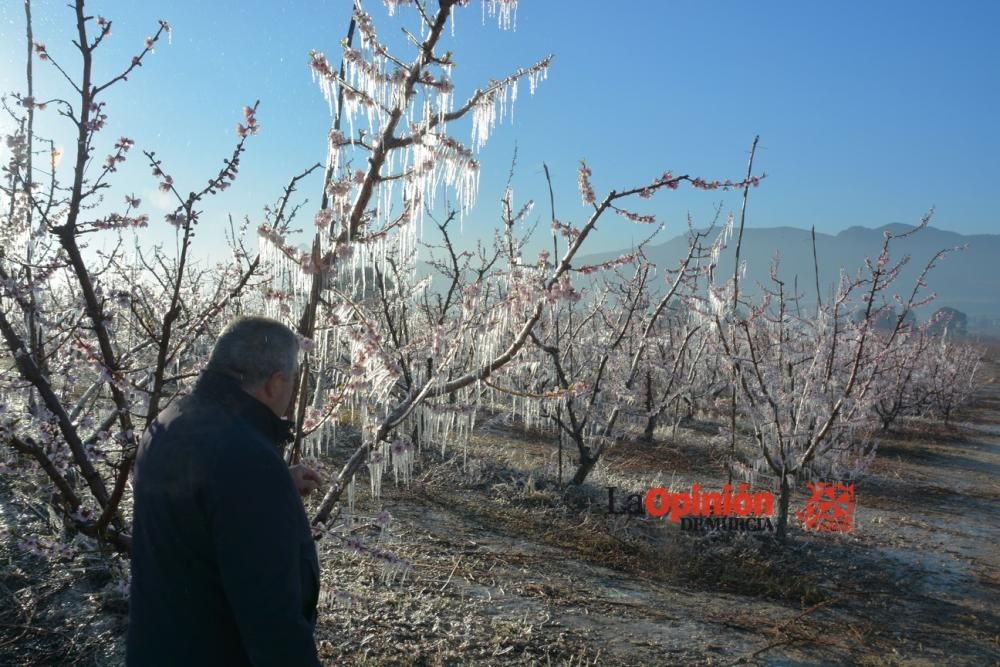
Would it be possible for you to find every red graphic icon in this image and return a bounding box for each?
[797,482,855,533]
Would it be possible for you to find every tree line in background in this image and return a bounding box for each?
[0,0,983,587]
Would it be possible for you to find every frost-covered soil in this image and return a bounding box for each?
[2,362,998,665]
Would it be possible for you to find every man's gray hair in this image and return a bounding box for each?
[208,316,299,389]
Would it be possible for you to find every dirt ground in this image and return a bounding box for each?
[1,359,998,665]
[306,372,999,665]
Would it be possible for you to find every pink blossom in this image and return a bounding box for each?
[314,209,333,230]
[303,406,321,431]
[577,162,596,205]
[615,208,656,224]
[328,129,347,146]
[236,104,260,137]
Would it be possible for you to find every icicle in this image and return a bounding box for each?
[482,0,518,31]
[391,438,414,486]
[369,441,388,501]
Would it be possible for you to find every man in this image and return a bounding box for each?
[128,317,323,665]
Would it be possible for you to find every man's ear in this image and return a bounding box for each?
[262,371,284,400]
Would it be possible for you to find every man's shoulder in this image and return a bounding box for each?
[138,395,286,493]
[139,394,246,467]
[144,394,229,446]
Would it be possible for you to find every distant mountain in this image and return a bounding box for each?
[577,224,1000,330]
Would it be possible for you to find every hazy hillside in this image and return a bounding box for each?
[577,224,1000,330]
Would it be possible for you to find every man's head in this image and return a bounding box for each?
[208,316,299,417]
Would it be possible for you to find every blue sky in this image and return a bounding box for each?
[1,0,997,261]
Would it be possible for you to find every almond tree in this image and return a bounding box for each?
[640,318,721,440]
[711,218,950,539]
[871,327,931,431]
[0,1,305,555]
[525,220,718,484]
[638,225,728,441]
[249,0,766,524]
[919,332,982,425]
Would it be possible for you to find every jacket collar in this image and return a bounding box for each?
[193,367,295,450]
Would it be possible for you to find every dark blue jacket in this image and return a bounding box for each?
[127,369,320,666]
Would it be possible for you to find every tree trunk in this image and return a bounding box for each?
[642,369,656,441]
[775,473,791,541]
[570,450,598,486]
[642,417,656,443]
